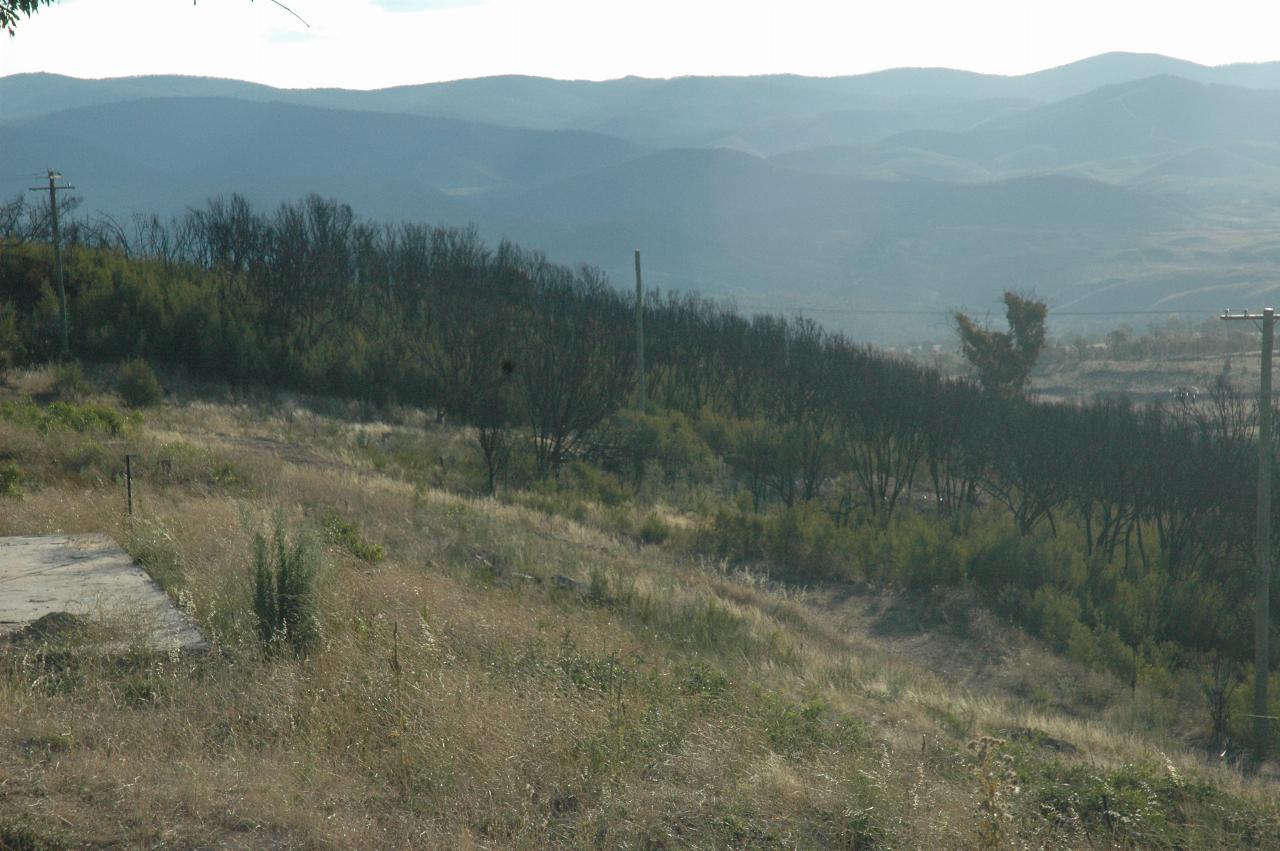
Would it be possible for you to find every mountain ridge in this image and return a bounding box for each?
[11,51,1280,132]
[8,54,1280,340]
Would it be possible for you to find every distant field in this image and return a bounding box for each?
[1033,350,1263,403]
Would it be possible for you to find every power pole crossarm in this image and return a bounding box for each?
[1222,306,1275,766]
[28,169,76,359]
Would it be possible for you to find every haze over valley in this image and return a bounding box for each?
[8,52,1280,340]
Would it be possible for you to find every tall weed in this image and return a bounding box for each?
[251,523,319,652]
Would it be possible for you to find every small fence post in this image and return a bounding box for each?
[125,454,134,517]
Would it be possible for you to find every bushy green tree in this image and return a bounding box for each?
[954,291,1048,396]
[116,357,164,408]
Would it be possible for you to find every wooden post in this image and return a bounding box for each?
[634,249,645,413]
[125,453,134,517]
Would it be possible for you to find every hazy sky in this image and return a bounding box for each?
[3,0,1280,88]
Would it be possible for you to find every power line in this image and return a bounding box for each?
[727,304,1222,318]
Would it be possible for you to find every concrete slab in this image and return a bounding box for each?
[0,535,206,652]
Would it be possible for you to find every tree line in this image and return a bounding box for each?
[0,192,1272,742]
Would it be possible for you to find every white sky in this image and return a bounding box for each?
[3,0,1280,89]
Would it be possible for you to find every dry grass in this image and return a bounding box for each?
[0,371,1275,848]
[1034,347,1262,404]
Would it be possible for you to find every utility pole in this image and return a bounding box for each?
[1222,307,1275,764]
[28,169,75,359]
[635,249,645,413]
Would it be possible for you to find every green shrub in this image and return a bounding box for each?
[46,400,129,435]
[559,460,627,507]
[592,408,719,488]
[1017,757,1246,848]
[676,660,731,700]
[587,566,613,605]
[1023,586,1083,652]
[1074,624,1135,680]
[760,696,869,756]
[251,524,319,652]
[967,523,1046,591]
[0,301,19,377]
[763,697,828,755]
[0,460,22,498]
[0,397,133,437]
[594,409,661,485]
[116,357,164,408]
[51,360,91,401]
[321,509,385,563]
[637,512,670,545]
[886,513,965,590]
[967,522,1086,595]
[702,507,766,564]
[1225,669,1280,753]
[762,505,850,580]
[0,814,68,850]
[653,409,719,485]
[1066,621,1102,668]
[689,503,855,581]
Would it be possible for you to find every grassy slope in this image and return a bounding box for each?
[0,366,1276,849]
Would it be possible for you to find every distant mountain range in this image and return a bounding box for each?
[6,52,1280,341]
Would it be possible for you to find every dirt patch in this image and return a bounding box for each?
[1000,725,1080,754]
[211,433,336,469]
[2,611,95,645]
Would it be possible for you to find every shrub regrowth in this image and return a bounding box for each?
[116,357,164,408]
[51,360,91,402]
[251,523,318,652]
[321,509,384,563]
[0,460,21,498]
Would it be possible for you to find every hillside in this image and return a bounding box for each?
[0,97,645,217]
[726,97,1035,157]
[0,363,1275,848]
[13,55,1280,340]
[887,76,1280,176]
[1,110,1195,340]
[486,150,1185,313]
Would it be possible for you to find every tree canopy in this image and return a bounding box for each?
[954,291,1048,396]
[2,0,54,35]
[2,0,306,34]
